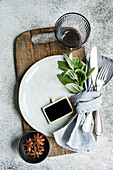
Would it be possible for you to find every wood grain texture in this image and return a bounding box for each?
[15,27,86,157]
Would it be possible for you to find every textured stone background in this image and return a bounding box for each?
[0,0,113,169]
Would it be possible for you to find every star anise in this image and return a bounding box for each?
[33,133,45,148]
[30,146,44,158]
[23,138,33,155]
[23,138,33,147]
[25,145,32,153]
[23,133,45,158]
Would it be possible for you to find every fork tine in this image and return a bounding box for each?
[101,61,111,81]
[99,61,108,79]
[97,61,107,79]
[96,60,111,91]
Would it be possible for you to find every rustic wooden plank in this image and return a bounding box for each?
[15,27,86,157]
[16,31,35,80]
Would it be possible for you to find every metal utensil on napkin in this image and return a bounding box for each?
[82,47,111,135]
[94,60,111,135]
[82,46,98,133]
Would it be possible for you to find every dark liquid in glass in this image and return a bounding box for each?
[62,28,81,48]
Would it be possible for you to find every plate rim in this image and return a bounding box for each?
[19,55,63,137]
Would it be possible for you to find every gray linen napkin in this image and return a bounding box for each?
[54,54,113,152]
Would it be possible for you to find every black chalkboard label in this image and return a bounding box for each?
[42,97,73,124]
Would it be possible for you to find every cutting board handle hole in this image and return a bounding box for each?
[31,32,56,44]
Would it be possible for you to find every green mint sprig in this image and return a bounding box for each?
[57,53,95,94]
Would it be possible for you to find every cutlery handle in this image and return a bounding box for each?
[82,112,93,132]
[94,110,103,136]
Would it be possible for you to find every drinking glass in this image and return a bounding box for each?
[54,12,91,49]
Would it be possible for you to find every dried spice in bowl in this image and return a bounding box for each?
[18,131,50,163]
[23,133,45,158]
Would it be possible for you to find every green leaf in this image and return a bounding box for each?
[81,63,86,71]
[57,53,95,94]
[74,57,84,69]
[75,69,87,86]
[86,67,95,78]
[63,53,74,70]
[58,61,69,71]
[65,83,84,93]
[69,53,73,61]
[57,72,74,85]
[64,70,78,81]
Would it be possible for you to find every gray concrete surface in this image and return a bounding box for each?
[0,0,113,169]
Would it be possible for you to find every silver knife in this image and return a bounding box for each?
[82,46,98,132]
[91,47,103,135]
[90,46,98,87]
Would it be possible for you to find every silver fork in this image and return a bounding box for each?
[82,60,111,134]
[94,60,111,135]
[95,61,111,91]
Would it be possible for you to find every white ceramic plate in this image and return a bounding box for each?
[19,55,74,136]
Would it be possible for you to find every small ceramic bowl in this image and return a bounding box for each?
[18,131,50,163]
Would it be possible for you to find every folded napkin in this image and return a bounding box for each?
[54,54,113,152]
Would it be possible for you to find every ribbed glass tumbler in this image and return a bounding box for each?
[54,12,91,49]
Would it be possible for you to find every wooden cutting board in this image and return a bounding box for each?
[15,27,86,157]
